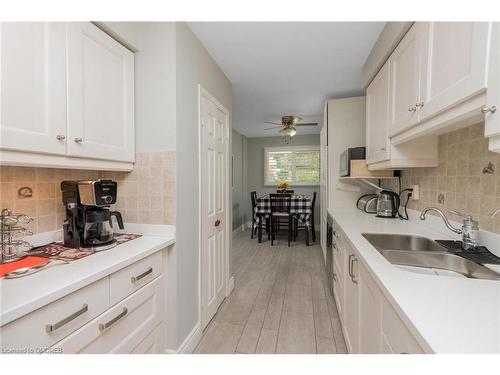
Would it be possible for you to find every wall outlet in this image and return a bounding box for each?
[411,184,420,200]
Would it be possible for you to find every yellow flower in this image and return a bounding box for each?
[277,181,288,189]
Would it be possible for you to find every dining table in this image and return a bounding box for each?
[254,194,313,245]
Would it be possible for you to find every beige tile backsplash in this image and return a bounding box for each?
[400,122,500,234]
[0,151,176,234]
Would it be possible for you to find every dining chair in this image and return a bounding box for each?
[270,193,292,247]
[293,191,317,245]
[250,191,257,239]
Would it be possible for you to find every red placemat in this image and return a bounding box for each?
[0,256,49,278]
[26,233,143,261]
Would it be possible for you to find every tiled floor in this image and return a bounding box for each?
[195,229,347,354]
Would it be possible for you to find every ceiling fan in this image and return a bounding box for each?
[264,116,318,137]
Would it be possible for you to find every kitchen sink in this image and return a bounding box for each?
[362,233,500,281]
[362,233,447,252]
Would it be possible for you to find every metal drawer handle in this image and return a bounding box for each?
[73,137,83,143]
[352,258,358,284]
[333,272,337,282]
[99,308,128,332]
[348,254,354,278]
[46,304,88,333]
[56,134,66,141]
[131,267,153,283]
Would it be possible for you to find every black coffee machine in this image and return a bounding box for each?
[61,180,124,250]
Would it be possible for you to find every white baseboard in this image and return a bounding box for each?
[226,276,235,296]
[232,223,246,237]
[168,321,202,354]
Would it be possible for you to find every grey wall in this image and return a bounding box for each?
[232,129,246,230]
[245,134,321,229]
[175,22,232,350]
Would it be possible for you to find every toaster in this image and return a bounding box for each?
[356,194,378,214]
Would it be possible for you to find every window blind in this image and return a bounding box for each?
[264,146,320,186]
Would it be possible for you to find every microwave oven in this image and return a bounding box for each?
[339,147,366,177]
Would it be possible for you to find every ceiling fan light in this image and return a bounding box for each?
[279,127,296,137]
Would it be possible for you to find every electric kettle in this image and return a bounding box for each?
[376,190,400,218]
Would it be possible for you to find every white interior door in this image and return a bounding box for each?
[200,88,228,330]
[66,22,135,162]
[0,22,67,155]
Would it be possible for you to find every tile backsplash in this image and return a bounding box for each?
[0,151,176,234]
[400,122,500,234]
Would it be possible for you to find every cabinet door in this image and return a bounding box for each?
[366,61,390,164]
[358,263,382,353]
[332,229,345,322]
[485,22,500,152]
[419,22,491,121]
[0,22,67,155]
[382,298,425,354]
[66,22,135,162]
[389,24,423,136]
[343,248,359,353]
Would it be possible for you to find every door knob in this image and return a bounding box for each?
[408,106,416,112]
[73,137,83,143]
[481,105,497,114]
[415,101,424,108]
[215,219,221,227]
[56,134,66,141]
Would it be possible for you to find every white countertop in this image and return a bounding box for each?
[0,223,175,326]
[327,206,500,353]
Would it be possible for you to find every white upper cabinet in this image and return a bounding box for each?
[366,61,390,164]
[484,23,500,152]
[67,23,135,162]
[419,22,491,121]
[388,24,423,136]
[0,23,67,155]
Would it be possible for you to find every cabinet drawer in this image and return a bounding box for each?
[382,299,424,354]
[109,251,163,305]
[0,277,109,351]
[56,275,164,354]
[131,322,164,354]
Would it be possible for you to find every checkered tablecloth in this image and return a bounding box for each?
[254,194,312,227]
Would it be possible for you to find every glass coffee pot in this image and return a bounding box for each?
[83,209,124,250]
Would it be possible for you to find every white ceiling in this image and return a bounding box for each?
[188,22,385,138]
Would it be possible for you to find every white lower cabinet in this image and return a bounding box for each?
[131,322,164,354]
[331,220,426,354]
[0,277,109,350]
[343,241,359,353]
[358,264,382,354]
[56,276,163,354]
[0,249,167,354]
[381,299,425,354]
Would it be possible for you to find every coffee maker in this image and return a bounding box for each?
[61,180,124,250]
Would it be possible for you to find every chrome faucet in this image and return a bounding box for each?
[420,207,479,250]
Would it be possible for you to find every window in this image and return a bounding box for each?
[264,145,320,186]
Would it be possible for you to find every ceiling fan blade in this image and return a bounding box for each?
[264,126,283,130]
[295,122,318,127]
[264,121,283,126]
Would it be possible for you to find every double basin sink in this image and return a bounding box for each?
[362,233,500,281]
